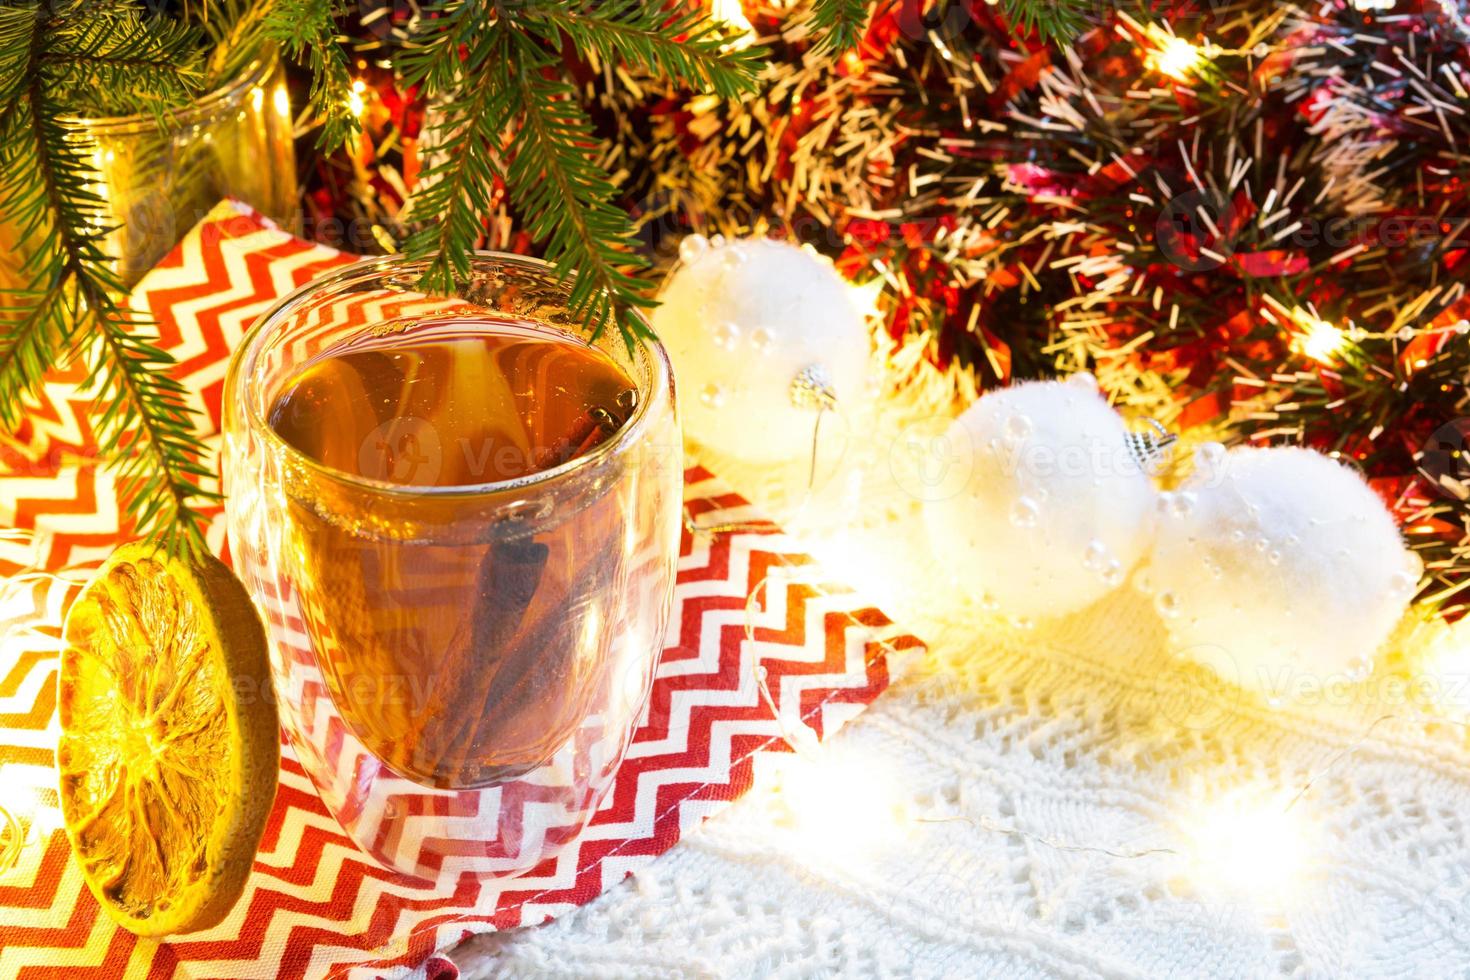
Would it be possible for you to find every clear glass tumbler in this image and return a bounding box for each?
[222,254,682,883]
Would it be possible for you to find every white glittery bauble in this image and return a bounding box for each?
[923,374,1159,620]
[651,236,869,463]
[1144,446,1420,690]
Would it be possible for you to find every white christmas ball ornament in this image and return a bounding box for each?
[1144,446,1420,690]
[923,374,1159,620]
[651,236,869,463]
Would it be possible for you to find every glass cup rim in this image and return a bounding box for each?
[60,47,279,135]
[227,250,673,499]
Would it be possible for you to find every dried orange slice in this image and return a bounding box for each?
[58,543,279,937]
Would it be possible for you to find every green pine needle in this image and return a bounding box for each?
[396,0,478,93]
[261,0,360,150]
[42,5,204,116]
[0,280,74,427]
[0,3,215,556]
[808,0,870,53]
[401,1,765,349]
[524,0,768,100]
[504,29,656,344]
[80,292,218,557]
[403,25,517,295]
[996,0,1098,43]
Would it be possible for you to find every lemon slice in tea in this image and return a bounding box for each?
[58,543,279,937]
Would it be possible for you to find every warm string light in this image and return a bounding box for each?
[1290,308,1349,364]
[847,277,886,324]
[730,552,1469,910]
[1179,789,1313,905]
[0,546,71,878]
[1126,18,1209,83]
[1416,620,1470,714]
[732,564,914,861]
[0,760,62,878]
[347,78,367,119]
[1296,319,1347,363]
[0,789,21,875]
[753,616,1330,908]
[1259,296,1356,365]
[709,0,756,49]
[1150,35,1205,82]
[741,561,1254,892]
[766,751,911,862]
[702,333,1470,904]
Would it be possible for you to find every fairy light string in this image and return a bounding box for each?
[0,528,80,877]
[683,392,837,537]
[699,492,1470,887]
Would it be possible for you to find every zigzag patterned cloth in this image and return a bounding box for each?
[0,201,923,979]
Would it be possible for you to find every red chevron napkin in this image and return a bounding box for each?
[0,202,922,980]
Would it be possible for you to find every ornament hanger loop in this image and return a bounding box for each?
[1126,418,1178,475]
[790,364,838,411]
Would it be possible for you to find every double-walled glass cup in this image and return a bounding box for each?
[222,255,681,883]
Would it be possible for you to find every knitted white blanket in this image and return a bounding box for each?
[449,422,1470,978]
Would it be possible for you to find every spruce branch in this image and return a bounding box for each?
[0,0,355,553]
[402,0,765,346]
[396,0,479,93]
[202,0,273,79]
[81,287,218,553]
[261,0,360,149]
[995,0,1099,43]
[808,0,869,52]
[402,26,517,293]
[806,0,1102,51]
[0,4,214,555]
[193,0,358,146]
[524,0,767,100]
[502,26,655,343]
[0,279,72,427]
[0,4,38,111]
[42,3,204,116]
[0,9,67,406]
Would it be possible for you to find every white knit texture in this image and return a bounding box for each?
[446,428,1470,978]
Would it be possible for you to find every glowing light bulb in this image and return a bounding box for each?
[272,85,290,119]
[0,798,21,876]
[1148,31,1204,82]
[1180,790,1312,906]
[1418,619,1470,715]
[847,276,886,323]
[710,0,756,48]
[251,86,264,113]
[0,755,63,879]
[1292,310,1347,364]
[769,750,908,862]
[348,78,367,119]
[80,147,114,233]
